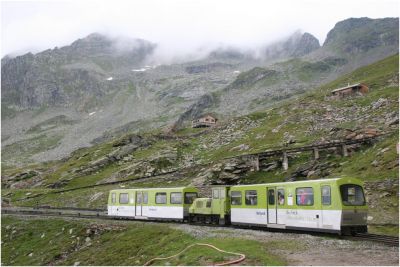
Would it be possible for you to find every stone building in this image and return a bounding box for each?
[331,83,369,98]
[192,114,218,128]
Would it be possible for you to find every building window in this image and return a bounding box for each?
[277,189,285,205]
[296,188,314,206]
[321,186,331,205]
[213,189,219,199]
[119,193,129,204]
[231,191,242,205]
[184,192,198,204]
[155,192,167,204]
[245,190,257,205]
[111,193,116,204]
[170,192,182,204]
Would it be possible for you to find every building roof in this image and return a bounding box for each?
[194,113,217,120]
[331,83,366,93]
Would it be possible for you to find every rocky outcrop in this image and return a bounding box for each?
[227,67,280,90]
[265,31,320,60]
[185,63,233,74]
[1,33,155,109]
[323,17,399,54]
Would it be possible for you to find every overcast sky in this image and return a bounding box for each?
[1,0,399,58]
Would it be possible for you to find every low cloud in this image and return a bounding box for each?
[2,0,398,60]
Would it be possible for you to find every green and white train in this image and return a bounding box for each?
[107,187,198,220]
[108,177,368,235]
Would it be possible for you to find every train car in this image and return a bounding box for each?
[188,186,231,225]
[228,177,367,234]
[107,187,198,221]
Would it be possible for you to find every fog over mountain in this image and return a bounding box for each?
[2,0,399,60]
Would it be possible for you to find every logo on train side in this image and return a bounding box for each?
[256,211,266,216]
[286,210,298,215]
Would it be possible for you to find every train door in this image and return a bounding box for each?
[276,188,285,224]
[136,191,143,216]
[320,185,331,228]
[267,187,277,224]
[211,187,222,215]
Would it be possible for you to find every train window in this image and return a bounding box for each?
[268,189,275,205]
[213,189,220,199]
[143,192,148,204]
[220,189,225,199]
[321,186,331,205]
[155,192,167,204]
[184,192,198,204]
[245,190,257,205]
[231,191,242,205]
[206,199,212,208]
[277,189,285,205]
[296,187,314,206]
[111,193,116,204]
[136,192,142,204]
[119,193,129,204]
[340,185,365,206]
[170,192,182,204]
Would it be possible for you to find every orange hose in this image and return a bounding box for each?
[143,242,246,266]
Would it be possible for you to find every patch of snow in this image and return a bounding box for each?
[89,112,96,116]
[132,68,147,72]
[106,77,113,81]
[233,70,240,74]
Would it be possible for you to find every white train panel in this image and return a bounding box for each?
[232,208,342,230]
[108,205,184,219]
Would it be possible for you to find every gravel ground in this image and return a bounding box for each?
[170,224,399,266]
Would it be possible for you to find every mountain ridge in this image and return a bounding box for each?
[1,17,399,165]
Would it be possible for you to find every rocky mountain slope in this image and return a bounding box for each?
[1,17,399,165]
[2,53,398,229]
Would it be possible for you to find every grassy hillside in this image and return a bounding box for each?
[1,216,286,266]
[2,54,398,229]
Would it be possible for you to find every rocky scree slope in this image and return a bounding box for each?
[1,17,399,165]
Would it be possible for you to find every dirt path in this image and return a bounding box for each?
[171,224,399,266]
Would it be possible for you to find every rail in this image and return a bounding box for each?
[224,133,388,160]
[347,233,399,246]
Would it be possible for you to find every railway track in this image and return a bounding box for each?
[347,233,399,247]
[2,206,398,247]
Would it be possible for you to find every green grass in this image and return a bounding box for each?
[368,225,399,237]
[1,216,287,266]
[330,132,398,181]
[1,105,18,119]
[26,115,75,134]
[2,134,62,165]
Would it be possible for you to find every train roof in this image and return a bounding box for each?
[110,186,197,192]
[230,177,361,187]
